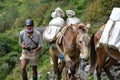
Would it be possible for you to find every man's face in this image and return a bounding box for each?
[26,25,33,30]
[26,25,33,33]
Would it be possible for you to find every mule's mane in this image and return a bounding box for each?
[67,24,80,32]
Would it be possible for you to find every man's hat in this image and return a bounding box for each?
[25,19,34,26]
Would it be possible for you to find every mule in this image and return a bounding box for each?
[89,25,118,80]
[49,23,91,80]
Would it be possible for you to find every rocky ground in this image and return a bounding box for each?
[44,61,120,80]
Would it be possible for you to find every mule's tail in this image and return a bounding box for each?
[89,33,97,73]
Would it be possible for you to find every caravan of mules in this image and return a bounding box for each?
[49,23,90,80]
[43,23,120,80]
[89,24,118,80]
[41,7,120,80]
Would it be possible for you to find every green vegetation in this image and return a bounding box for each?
[0,0,119,80]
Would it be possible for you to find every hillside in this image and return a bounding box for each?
[0,0,120,80]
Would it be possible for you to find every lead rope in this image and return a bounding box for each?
[55,42,65,62]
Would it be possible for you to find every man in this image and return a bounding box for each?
[19,19,43,80]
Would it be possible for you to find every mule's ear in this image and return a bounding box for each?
[78,23,85,29]
[85,23,91,33]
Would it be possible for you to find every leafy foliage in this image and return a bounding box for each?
[0,0,20,32]
[0,52,19,79]
[83,0,120,25]
[0,28,21,79]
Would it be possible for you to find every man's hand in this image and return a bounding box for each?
[33,49,37,54]
[20,42,27,49]
[33,47,42,54]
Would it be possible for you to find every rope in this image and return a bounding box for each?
[107,19,116,43]
[55,42,65,62]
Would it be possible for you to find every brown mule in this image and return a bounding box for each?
[89,25,118,80]
[50,23,91,80]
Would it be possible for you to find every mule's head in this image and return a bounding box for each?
[76,23,91,60]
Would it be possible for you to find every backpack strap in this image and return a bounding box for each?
[27,36,38,46]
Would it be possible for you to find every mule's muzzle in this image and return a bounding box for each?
[80,53,89,61]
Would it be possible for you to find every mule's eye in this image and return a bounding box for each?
[79,41,82,43]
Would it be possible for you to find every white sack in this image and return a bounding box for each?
[110,7,120,21]
[99,20,120,48]
[66,10,81,25]
[43,26,61,42]
[43,17,65,42]
[108,21,120,50]
[66,10,76,17]
[49,17,65,27]
[99,20,113,46]
[55,7,65,17]
[67,17,81,25]
[43,7,65,42]
[99,7,120,51]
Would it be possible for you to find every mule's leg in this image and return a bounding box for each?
[64,53,74,80]
[75,59,80,79]
[58,60,66,74]
[66,60,76,80]
[50,47,60,80]
[70,62,76,80]
[96,47,106,80]
[62,66,71,80]
[96,65,102,80]
[53,57,60,80]
[57,60,66,80]
[104,57,117,80]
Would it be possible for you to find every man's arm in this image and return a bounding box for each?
[33,31,43,53]
[19,31,28,49]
